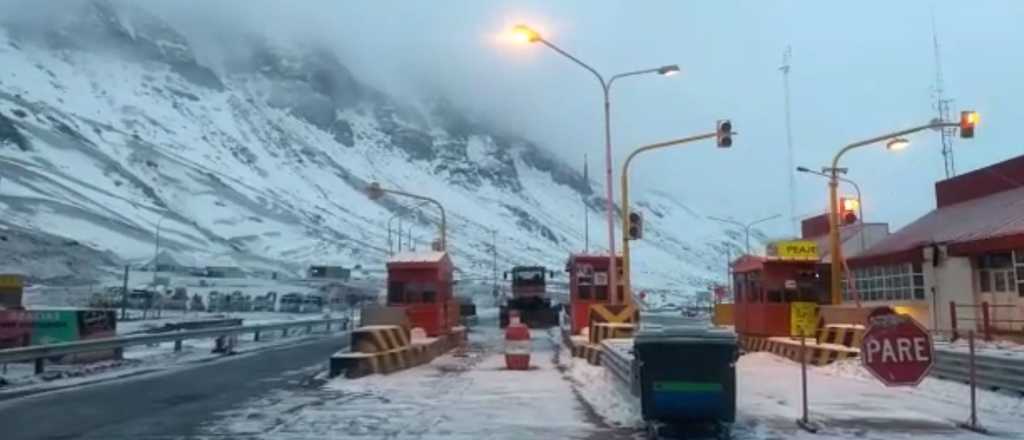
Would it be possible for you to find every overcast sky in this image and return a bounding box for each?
[144,1,1024,237]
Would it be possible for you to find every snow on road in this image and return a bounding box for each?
[734,352,1023,439]
[198,325,626,440]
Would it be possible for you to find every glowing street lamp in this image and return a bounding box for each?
[824,113,978,305]
[508,23,679,304]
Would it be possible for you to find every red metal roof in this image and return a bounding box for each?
[851,184,1024,265]
[732,255,767,273]
[936,154,1024,208]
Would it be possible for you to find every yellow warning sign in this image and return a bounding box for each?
[790,301,818,337]
[768,240,819,261]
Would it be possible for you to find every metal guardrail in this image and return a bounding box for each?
[599,339,640,396]
[931,349,1024,394]
[0,318,348,373]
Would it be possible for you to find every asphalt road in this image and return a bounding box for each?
[0,336,347,440]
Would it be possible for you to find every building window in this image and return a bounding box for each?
[848,263,925,302]
[977,251,1017,294]
[1015,249,1024,297]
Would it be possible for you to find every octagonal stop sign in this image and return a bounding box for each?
[860,308,934,386]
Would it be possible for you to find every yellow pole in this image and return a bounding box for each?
[620,132,718,302]
[828,175,842,305]
[823,120,960,304]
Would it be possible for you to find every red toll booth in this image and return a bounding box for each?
[386,251,459,337]
[731,255,829,337]
[565,253,625,335]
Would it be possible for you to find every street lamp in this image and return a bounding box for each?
[796,166,866,251]
[387,200,431,254]
[511,23,679,304]
[619,126,735,299]
[706,214,781,255]
[823,114,977,305]
[366,182,447,251]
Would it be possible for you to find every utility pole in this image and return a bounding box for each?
[583,153,590,253]
[490,229,498,296]
[931,10,956,178]
[780,46,798,237]
[120,265,129,320]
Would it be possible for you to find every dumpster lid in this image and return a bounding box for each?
[634,326,736,345]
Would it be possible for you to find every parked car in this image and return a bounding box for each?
[280,292,303,313]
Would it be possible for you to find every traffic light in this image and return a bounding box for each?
[716,120,733,148]
[960,110,978,139]
[627,210,643,240]
[839,197,859,225]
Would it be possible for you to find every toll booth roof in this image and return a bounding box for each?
[387,251,447,264]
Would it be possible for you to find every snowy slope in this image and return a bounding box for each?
[0,1,755,294]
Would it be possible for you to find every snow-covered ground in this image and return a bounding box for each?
[196,322,629,439]
[734,353,1023,439]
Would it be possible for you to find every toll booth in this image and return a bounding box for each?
[386,251,458,337]
[565,253,626,335]
[731,255,829,337]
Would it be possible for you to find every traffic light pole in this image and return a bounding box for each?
[827,121,961,305]
[366,183,447,251]
[621,131,718,300]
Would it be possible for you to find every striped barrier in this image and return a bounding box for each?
[739,334,858,366]
[588,304,639,328]
[329,326,466,378]
[589,322,636,345]
[818,324,865,349]
[351,325,411,353]
[564,328,603,365]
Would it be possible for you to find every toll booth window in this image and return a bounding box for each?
[422,291,437,303]
[577,285,592,300]
[594,285,608,301]
[406,291,422,303]
[388,282,405,303]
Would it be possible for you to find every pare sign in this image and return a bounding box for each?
[860,308,934,387]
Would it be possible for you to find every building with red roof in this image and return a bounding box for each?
[847,154,1024,331]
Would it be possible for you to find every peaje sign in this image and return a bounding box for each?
[860,308,934,387]
[766,240,818,261]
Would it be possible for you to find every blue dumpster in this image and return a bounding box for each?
[633,327,738,424]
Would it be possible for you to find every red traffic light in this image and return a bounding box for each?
[839,197,859,225]
[959,111,978,139]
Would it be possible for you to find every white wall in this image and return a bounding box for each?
[925,245,975,331]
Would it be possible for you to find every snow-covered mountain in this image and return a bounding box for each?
[0,1,758,293]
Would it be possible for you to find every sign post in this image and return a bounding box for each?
[957,330,987,433]
[860,308,934,387]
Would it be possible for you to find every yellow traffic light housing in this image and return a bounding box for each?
[627,211,644,240]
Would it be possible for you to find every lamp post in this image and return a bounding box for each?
[366,182,447,251]
[387,201,430,254]
[796,166,865,250]
[823,116,974,305]
[512,24,679,305]
[619,129,730,299]
[707,214,781,256]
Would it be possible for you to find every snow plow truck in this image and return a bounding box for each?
[499,265,559,328]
